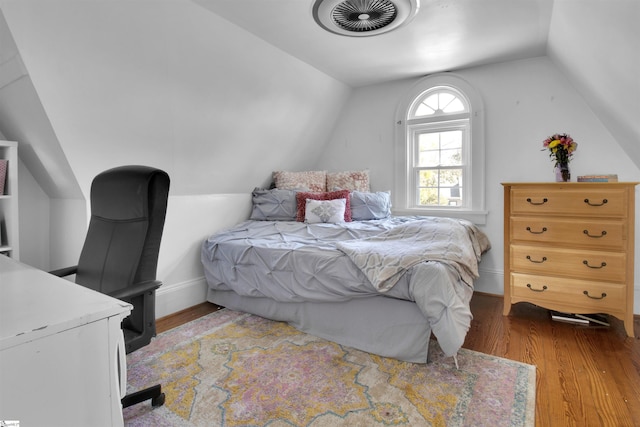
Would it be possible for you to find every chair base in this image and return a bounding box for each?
[122,384,165,408]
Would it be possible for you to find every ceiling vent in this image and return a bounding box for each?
[313,0,419,37]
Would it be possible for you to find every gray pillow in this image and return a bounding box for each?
[250,188,298,221]
[350,191,391,220]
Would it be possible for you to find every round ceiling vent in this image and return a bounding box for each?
[313,0,419,37]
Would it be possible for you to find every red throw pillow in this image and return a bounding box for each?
[296,190,351,222]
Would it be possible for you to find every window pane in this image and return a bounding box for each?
[419,187,439,206]
[418,150,439,167]
[417,168,463,206]
[418,169,437,187]
[441,169,462,187]
[411,89,467,118]
[440,130,462,149]
[418,132,440,150]
[443,97,464,113]
[424,94,440,112]
[415,102,435,117]
[417,130,462,167]
[440,148,461,166]
[438,92,455,110]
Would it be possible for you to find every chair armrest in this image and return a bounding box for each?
[108,280,162,301]
[49,266,78,277]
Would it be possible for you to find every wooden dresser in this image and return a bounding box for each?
[502,182,638,337]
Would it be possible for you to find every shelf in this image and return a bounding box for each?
[0,140,18,260]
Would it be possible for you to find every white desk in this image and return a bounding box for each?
[0,256,132,426]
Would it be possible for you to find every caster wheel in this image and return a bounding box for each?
[152,392,166,407]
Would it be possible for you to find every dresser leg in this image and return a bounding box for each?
[503,302,511,316]
[624,318,635,337]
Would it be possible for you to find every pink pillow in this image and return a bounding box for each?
[296,190,351,222]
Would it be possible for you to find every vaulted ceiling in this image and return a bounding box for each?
[193,0,553,87]
[0,0,638,200]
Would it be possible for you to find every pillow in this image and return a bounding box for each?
[273,170,327,192]
[296,190,352,222]
[327,170,370,192]
[350,191,391,220]
[250,188,298,221]
[304,198,346,224]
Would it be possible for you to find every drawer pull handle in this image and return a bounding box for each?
[583,260,607,269]
[526,284,548,292]
[584,198,608,207]
[526,255,547,263]
[526,226,547,234]
[583,290,607,300]
[526,197,548,205]
[583,229,607,238]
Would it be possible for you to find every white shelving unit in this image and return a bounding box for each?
[0,140,19,260]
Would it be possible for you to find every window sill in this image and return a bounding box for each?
[392,208,489,225]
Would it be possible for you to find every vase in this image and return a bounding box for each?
[555,163,570,182]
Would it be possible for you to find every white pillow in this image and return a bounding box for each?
[304,198,347,224]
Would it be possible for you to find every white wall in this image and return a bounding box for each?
[316,56,640,313]
[548,0,640,169]
[1,0,352,306]
[0,0,351,200]
[17,157,48,267]
[155,193,252,317]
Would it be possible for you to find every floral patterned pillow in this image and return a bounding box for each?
[327,170,370,192]
[295,190,352,222]
[273,170,327,193]
[304,198,346,224]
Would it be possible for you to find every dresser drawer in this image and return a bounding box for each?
[511,273,625,313]
[510,217,627,250]
[510,244,626,282]
[511,187,627,217]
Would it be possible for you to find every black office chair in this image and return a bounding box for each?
[50,165,170,408]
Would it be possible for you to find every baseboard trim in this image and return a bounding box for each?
[156,276,208,319]
[474,267,503,296]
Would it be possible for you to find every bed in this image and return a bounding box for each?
[201,181,490,363]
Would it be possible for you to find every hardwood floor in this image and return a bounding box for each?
[465,293,640,427]
[155,293,640,427]
[156,302,222,334]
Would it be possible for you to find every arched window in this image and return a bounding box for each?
[395,74,487,224]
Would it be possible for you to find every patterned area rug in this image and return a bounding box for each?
[124,309,535,427]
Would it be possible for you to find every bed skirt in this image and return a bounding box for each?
[207,289,432,363]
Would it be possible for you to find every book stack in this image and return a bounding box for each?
[577,174,618,182]
[550,310,610,326]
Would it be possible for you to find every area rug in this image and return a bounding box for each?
[123,309,535,427]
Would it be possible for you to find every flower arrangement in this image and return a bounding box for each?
[542,133,578,167]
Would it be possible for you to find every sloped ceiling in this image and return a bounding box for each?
[0,11,82,199]
[195,0,639,165]
[0,0,638,200]
[193,0,553,87]
[0,0,351,198]
[547,0,640,169]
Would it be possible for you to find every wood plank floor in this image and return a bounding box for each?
[156,293,640,427]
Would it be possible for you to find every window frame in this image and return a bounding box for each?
[394,73,487,224]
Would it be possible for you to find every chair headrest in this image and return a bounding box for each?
[91,165,170,221]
